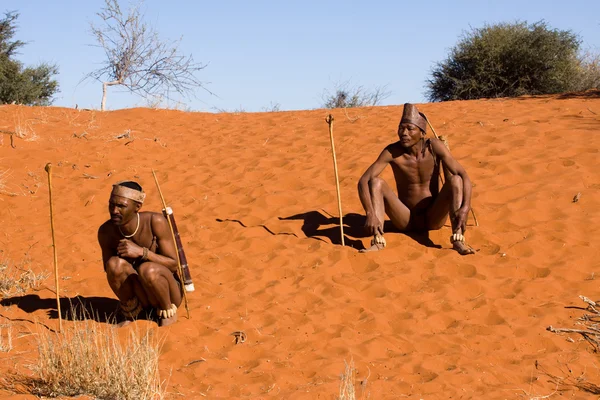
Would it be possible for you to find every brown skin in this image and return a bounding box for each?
[358,122,475,255]
[98,194,182,326]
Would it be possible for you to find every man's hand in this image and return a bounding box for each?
[453,207,469,233]
[117,239,143,259]
[365,214,384,236]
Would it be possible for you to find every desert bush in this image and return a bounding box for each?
[0,12,59,105]
[322,80,390,109]
[573,51,600,92]
[261,102,281,112]
[24,313,165,399]
[426,21,599,101]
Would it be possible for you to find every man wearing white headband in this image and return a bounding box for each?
[358,103,475,255]
[97,180,181,326]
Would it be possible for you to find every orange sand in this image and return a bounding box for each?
[1,93,600,399]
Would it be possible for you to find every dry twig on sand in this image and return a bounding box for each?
[544,295,600,394]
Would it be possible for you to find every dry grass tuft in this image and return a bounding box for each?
[0,169,9,193]
[21,310,166,399]
[339,359,356,400]
[13,114,37,141]
[0,259,49,298]
[0,323,13,352]
[544,295,600,394]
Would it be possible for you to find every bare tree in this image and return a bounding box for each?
[87,0,210,111]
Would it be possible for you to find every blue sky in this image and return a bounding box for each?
[7,1,600,111]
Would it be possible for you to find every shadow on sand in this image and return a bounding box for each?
[279,210,442,251]
[0,294,154,326]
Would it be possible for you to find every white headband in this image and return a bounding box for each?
[111,183,146,204]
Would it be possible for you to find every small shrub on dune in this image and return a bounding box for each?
[23,313,166,400]
[322,80,391,109]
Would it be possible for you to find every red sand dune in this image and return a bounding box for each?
[1,93,600,399]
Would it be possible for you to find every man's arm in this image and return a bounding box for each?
[358,147,392,233]
[146,213,179,273]
[98,224,116,271]
[431,139,472,228]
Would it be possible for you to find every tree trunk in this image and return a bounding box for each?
[101,82,108,111]
[101,80,121,111]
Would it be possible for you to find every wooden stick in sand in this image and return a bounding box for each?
[44,163,62,333]
[424,117,480,227]
[326,114,345,246]
[151,170,191,319]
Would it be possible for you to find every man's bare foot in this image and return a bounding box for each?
[453,241,476,255]
[359,243,385,253]
[159,313,178,327]
[450,233,475,255]
[157,304,178,327]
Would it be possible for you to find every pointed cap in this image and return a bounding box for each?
[400,103,427,133]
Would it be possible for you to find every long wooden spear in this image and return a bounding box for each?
[151,170,190,319]
[326,114,345,246]
[44,163,62,332]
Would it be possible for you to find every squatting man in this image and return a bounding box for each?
[98,181,182,326]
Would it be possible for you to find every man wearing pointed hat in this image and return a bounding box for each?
[357,103,475,254]
[98,180,182,326]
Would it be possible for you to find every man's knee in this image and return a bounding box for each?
[449,174,463,187]
[105,256,131,277]
[138,262,164,284]
[368,177,386,192]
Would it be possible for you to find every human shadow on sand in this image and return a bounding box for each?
[279,210,442,251]
[0,294,154,325]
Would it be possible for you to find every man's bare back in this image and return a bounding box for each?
[357,103,475,255]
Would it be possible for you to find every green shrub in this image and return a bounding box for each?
[426,21,598,101]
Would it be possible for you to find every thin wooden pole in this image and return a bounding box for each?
[151,170,191,319]
[326,114,345,246]
[44,163,62,333]
[424,117,480,227]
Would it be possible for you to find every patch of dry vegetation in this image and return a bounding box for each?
[0,323,13,352]
[0,258,48,298]
[19,313,166,399]
[339,359,356,400]
[545,295,600,394]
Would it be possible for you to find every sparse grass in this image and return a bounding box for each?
[20,310,166,400]
[261,102,281,112]
[339,359,356,400]
[0,259,49,298]
[544,295,600,395]
[0,323,13,352]
[13,114,37,141]
[0,169,8,193]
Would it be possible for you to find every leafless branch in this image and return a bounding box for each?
[85,0,212,110]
